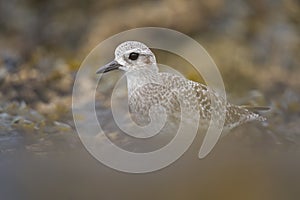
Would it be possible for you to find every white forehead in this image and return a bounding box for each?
[114,41,152,57]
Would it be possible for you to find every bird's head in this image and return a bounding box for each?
[96,41,157,74]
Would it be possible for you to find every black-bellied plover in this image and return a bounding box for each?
[96,41,267,131]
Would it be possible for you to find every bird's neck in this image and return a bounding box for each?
[125,67,161,97]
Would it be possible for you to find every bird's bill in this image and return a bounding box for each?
[96,60,123,74]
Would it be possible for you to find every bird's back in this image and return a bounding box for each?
[128,71,265,130]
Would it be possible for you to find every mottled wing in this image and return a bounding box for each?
[159,73,262,128]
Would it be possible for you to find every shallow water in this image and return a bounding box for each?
[1,103,300,200]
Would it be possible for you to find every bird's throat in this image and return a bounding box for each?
[125,68,161,97]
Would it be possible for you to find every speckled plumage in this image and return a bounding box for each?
[101,41,265,130]
[128,70,264,129]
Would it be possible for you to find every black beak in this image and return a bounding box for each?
[96,60,123,74]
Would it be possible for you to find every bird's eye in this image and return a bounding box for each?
[128,52,139,60]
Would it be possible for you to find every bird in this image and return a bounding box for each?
[96,41,267,134]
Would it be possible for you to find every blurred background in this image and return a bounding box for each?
[0,0,299,200]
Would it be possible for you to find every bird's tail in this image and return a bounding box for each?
[240,106,270,121]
